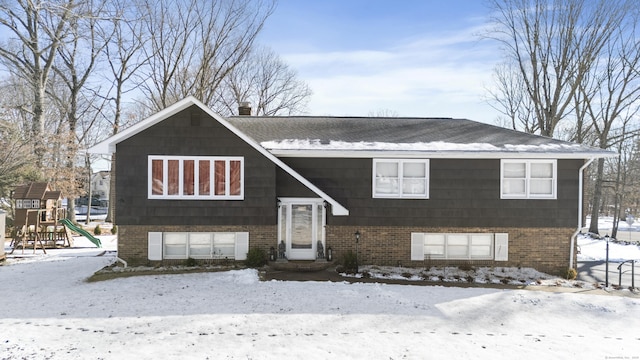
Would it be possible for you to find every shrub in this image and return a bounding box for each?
[184,257,197,267]
[564,267,577,280]
[245,247,267,268]
[93,224,102,235]
[111,225,118,235]
[342,250,358,272]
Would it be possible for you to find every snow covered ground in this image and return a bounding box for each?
[1,226,640,359]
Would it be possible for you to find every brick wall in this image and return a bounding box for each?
[119,225,276,266]
[325,225,575,276]
[119,224,575,275]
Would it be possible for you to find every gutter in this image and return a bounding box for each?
[570,158,596,269]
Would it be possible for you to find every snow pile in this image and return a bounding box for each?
[349,265,579,287]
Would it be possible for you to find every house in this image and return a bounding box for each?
[89,97,614,274]
[91,171,110,202]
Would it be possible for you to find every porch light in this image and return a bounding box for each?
[269,246,276,262]
[327,246,332,261]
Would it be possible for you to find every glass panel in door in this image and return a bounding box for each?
[291,204,313,250]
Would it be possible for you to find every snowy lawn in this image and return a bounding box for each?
[1,233,640,359]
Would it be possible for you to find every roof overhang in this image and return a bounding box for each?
[88,97,349,216]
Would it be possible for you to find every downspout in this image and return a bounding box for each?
[570,158,596,269]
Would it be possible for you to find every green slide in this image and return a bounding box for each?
[60,219,102,248]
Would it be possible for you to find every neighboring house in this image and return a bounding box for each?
[91,171,110,201]
[89,97,614,274]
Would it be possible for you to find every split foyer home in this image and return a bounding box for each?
[89,96,614,274]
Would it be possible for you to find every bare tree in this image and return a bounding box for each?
[101,0,152,223]
[486,61,538,133]
[48,0,111,222]
[139,0,275,111]
[485,0,631,137]
[0,0,77,168]
[0,111,38,213]
[580,20,640,235]
[217,46,312,116]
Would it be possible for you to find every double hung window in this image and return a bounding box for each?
[501,159,556,199]
[149,156,243,200]
[373,159,429,198]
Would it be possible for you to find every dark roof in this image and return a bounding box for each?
[226,116,608,155]
[43,191,62,201]
[13,182,50,199]
[13,182,61,200]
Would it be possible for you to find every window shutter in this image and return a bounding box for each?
[148,232,163,260]
[494,233,509,261]
[411,233,425,261]
[235,232,249,260]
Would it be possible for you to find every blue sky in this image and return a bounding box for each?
[258,0,501,123]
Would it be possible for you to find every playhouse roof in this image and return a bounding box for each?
[13,183,61,200]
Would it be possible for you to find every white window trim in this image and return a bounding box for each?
[412,232,497,260]
[372,159,429,199]
[148,155,244,200]
[500,159,557,199]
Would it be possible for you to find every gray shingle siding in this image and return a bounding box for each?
[279,157,582,228]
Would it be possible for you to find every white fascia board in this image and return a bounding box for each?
[266,149,617,159]
[88,96,349,216]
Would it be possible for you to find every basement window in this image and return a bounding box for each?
[411,232,506,261]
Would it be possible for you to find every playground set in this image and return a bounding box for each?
[10,182,101,254]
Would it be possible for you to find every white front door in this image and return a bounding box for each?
[278,198,325,260]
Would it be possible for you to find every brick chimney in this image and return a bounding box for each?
[238,101,252,116]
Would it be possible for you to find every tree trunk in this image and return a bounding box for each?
[588,158,605,234]
[85,153,92,225]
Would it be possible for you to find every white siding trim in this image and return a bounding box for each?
[494,233,509,261]
[148,232,163,260]
[410,233,425,261]
[235,232,249,261]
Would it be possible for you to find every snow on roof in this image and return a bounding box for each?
[260,139,587,152]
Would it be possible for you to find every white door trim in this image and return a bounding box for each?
[278,198,326,260]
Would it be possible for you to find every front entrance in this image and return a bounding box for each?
[278,198,325,260]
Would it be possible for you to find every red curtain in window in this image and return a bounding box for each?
[199,160,210,195]
[230,160,241,196]
[152,160,164,195]
[184,160,194,195]
[214,160,226,195]
[168,160,179,195]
